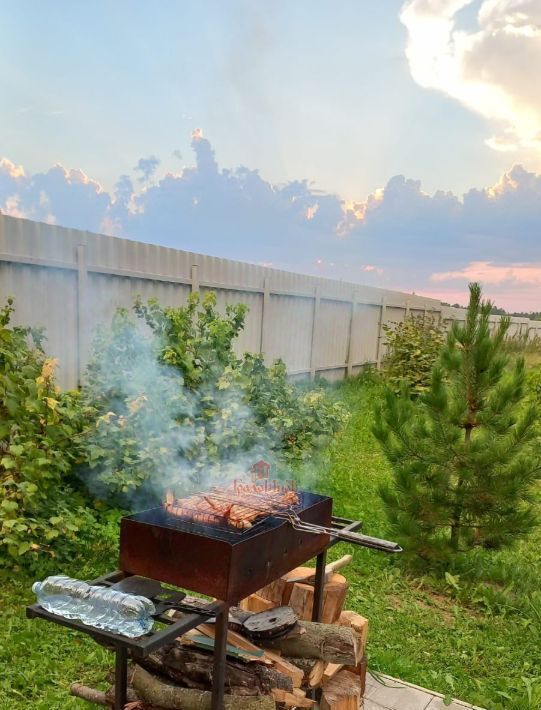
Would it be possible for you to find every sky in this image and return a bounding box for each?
[1,0,540,311]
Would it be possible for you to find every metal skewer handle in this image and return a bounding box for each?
[329,528,402,553]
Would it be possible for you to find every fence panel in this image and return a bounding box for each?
[1,214,538,390]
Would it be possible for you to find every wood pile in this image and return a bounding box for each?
[71,555,369,709]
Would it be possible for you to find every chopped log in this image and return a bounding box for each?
[280,567,312,604]
[338,610,369,657]
[70,683,143,708]
[288,574,349,624]
[287,583,313,621]
[133,665,276,710]
[70,684,109,706]
[285,658,326,688]
[242,606,298,640]
[323,663,344,683]
[240,593,275,613]
[262,620,359,665]
[256,576,287,605]
[259,648,304,688]
[141,643,293,695]
[320,670,362,710]
[322,575,349,623]
[342,655,367,696]
[271,688,316,708]
[286,556,353,585]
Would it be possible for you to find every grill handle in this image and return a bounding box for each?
[331,528,402,553]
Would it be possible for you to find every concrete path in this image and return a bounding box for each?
[364,673,485,710]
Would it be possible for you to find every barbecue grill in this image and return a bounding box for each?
[27,470,401,710]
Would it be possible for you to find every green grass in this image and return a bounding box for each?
[1,376,540,708]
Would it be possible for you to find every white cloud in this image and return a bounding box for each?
[400,0,541,151]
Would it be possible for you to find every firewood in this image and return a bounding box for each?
[342,655,367,696]
[259,648,304,688]
[288,574,349,624]
[323,663,344,683]
[262,620,359,665]
[70,683,143,707]
[196,622,304,689]
[240,593,275,613]
[338,610,369,657]
[320,669,362,710]
[70,684,110,706]
[287,583,314,621]
[256,576,286,605]
[141,643,293,695]
[132,664,276,710]
[281,567,313,604]
[322,574,349,623]
[285,658,326,688]
[271,688,316,708]
[286,556,353,585]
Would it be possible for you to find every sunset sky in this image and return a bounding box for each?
[1,0,540,311]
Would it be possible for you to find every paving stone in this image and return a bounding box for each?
[363,679,434,710]
[363,698,389,710]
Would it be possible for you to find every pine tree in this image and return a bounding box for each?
[373,283,541,567]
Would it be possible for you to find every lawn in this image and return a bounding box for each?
[1,376,540,709]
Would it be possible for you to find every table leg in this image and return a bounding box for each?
[114,646,128,710]
[211,603,229,710]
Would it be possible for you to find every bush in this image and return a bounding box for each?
[82,293,348,505]
[0,299,93,567]
[382,314,445,395]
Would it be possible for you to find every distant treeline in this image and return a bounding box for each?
[441,302,541,322]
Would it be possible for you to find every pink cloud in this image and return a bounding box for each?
[361,264,383,275]
[431,261,541,286]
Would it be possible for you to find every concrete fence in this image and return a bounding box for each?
[1,214,539,390]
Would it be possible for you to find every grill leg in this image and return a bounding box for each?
[212,603,229,710]
[114,646,128,710]
[312,549,327,622]
[310,550,328,703]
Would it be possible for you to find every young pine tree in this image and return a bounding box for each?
[373,283,541,567]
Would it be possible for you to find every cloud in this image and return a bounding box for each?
[1,133,541,311]
[432,261,541,284]
[134,155,161,182]
[400,0,541,152]
[0,162,110,231]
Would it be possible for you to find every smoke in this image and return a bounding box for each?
[82,313,293,511]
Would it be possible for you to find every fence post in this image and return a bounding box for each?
[76,244,88,388]
[405,299,410,319]
[309,287,321,380]
[191,264,199,293]
[376,296,387,370]
[260,277,271,362]
[346,291,357,377]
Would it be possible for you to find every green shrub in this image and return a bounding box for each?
[82,293,348,505]
[382,314,445,395]
[0,299,92,567]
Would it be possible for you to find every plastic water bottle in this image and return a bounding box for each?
[32,576,156,637]
[32,576,80,616]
